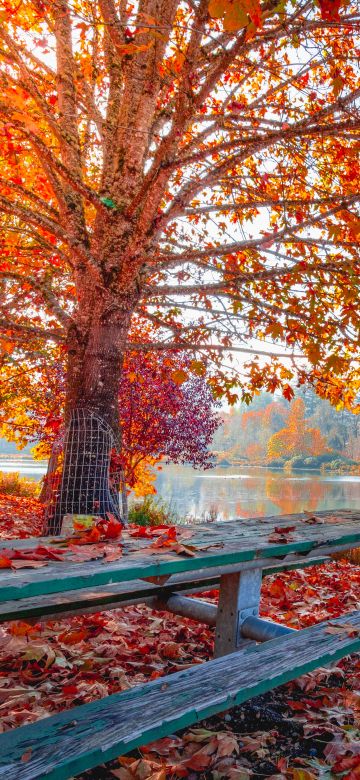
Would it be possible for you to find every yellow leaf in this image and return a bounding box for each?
[115,40,154,57]
[291,770,317,780]
[307,343,321,366]
[171,51,185,73]
[223,3,249,30]
[328,224,342,241]
[208,0,229,18]
[332,75,344,98]
[348,216,360,239]
[190,359,206,376]
[1,339,15,354]
[171,369,188,385]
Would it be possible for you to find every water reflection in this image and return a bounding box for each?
[155,465,360,520]
[0,460,359,521]
[0,460,46,478]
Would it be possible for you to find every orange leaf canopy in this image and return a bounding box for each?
[0,0,359,419]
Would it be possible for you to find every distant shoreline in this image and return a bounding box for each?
[1,456,359,478]
[0,454,47,463]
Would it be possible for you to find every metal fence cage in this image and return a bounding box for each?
[44,408,122,534]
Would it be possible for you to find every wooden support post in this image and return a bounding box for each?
[214,568,262,657]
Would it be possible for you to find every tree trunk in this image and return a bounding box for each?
[120,468,129,525]
[44,300,134,535]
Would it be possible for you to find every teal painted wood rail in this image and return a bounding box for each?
[0,611,359,780]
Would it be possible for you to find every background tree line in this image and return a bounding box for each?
[214,390,360,470]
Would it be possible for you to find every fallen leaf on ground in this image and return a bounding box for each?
[302,512,324,524]
[268,531,295,543]
[0,494,359,780]
[11,560,48,569]
[290,769,317,780]
[20,749,32,763]
[325,621,360,638]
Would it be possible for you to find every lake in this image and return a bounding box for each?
[155,464,360,520]
[2,459,359,521]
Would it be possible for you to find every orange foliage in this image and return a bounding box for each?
[0,0,359,418]
[244,442,263,461]
[267,399,328,460]
[265,474,326,515]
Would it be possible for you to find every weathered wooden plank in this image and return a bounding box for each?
[0,611,359,780]
[0,510,358,604]
[1,509,359,553]
[0,556,330,624]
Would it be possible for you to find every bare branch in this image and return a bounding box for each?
[181,194,355,217]
[127,341,303,359]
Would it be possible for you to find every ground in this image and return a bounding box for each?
[0,495,359,779]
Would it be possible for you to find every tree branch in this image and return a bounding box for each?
[181,194,354,217]
[0,194,100,275]
[0,319,65,342]
[127,341,303,359]
[0,271,72,327]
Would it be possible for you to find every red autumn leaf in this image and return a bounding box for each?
[103,518,123,539]
[104,547,123,562]
[62,684,79,696]
[45,414,62,435]
[21,750,32,764]
[325,621,360,638]
[75,526,102,545]
[129,525,153,538]
[183,745,214,771]
[10,621,41,637]
[302,513,324,524]
[333,755,360,774]
[229,100,247,110]
[34,545,66,560]
[67,544,104,562]
[268,530,295,543]
[149,527,178,548]
[158,641,183,659]
[58,629,88,645]
[317,0,342,21]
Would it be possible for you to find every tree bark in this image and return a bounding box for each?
[120,467,129,526]
[44,295,135,534]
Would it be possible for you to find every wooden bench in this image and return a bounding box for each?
[0,509,359,778]
[0,554,330,624]
[0,611,359,780]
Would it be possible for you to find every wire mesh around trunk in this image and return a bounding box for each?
[43,409,122,535]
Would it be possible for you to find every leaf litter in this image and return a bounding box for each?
[0,494,359,778]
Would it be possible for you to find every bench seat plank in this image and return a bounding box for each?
[0,557,329,623]
[0,509,358,603]
[0,611,359,780]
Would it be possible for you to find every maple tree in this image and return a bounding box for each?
[267,397,328,460]
[241,400,288,460]
[118,351,220,493]
[0,0,359,523]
